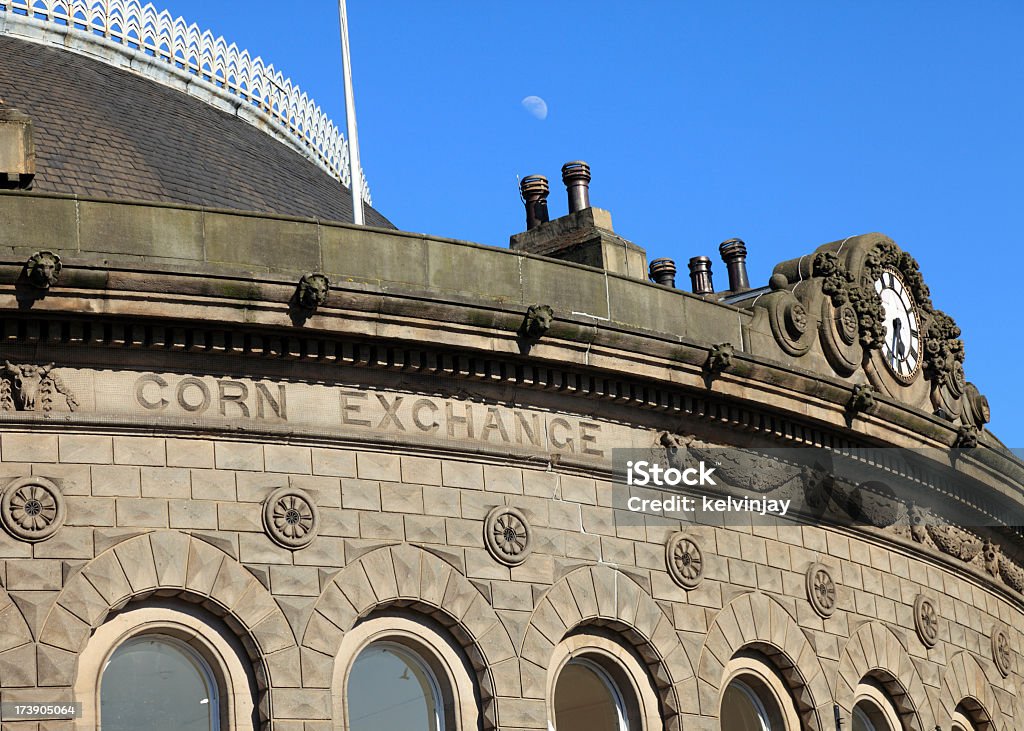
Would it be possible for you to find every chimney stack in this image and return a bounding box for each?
[649,258,676,288]
[561,160,591,213]
[688,256,714,295]
[519,175,550,230]
[0,107,35,190]
[719,238,750,292]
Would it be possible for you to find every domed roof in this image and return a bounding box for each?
[0,33,394,227]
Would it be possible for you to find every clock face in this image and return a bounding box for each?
[874,268,921,382]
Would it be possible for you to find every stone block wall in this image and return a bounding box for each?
[0,430,1021,730]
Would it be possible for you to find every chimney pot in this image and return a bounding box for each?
[649,258,677,288]
[520,175,550,230]
[688,256,714,295]
[719,237,750,292]
[561,160,591,213]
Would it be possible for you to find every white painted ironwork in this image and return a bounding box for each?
[0,0,371,204]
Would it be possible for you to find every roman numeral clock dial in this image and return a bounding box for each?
[874,268,921,383]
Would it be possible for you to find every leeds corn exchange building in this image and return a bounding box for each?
[1,2,1022,731]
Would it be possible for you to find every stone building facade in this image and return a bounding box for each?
[1,3,1023,731]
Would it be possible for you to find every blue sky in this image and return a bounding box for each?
[164,1,1022,445]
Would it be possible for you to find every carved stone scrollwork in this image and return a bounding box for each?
[705,343,735,374]
[24,250,62,289]
[521,304,554,341]
[0,361,78,412]
[0,477,66,542]
[665,532,704,589]
[805,562,837,618]
[263,486,319,549]
[992,624,1013,678]
[484,506,532,566]
[764,275,815,357]
[962,382,991,429]
[914,594,939,648]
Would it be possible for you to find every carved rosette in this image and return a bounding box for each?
[914,595,939,648]
[262,487,319,549]
[805,562,837,618]
[1,477,66,542]
[484,506,532,566]
[992,624,1013,678]
[665,532,704,589]
[763,278,815,357]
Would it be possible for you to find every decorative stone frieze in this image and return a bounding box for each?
[263,486,319,549]
[483,506,532,566]
[805,562,837,618]
[914,595,939,648]
[0,476,66,542]
[1,361,78,412]
[665,532,704,589]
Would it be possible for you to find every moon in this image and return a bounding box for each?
[521,95,548,120]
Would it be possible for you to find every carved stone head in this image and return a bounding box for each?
[25,250,62,289]
[522,304,554,340]
[3,361,53,411]
[296,273,330,312]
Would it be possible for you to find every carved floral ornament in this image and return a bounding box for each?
[805,562,837,618]
[0,476,66,542]
[484,506,533,566]
[665,532,704,589]
[262,486,319,549]
[991,624,1013,678]
[914,594,939,648]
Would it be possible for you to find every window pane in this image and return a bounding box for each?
[554,661,621,731]
[101,637,215,731]
[348,645,440,731]
[720,681,770,731]
[852,705,876,731]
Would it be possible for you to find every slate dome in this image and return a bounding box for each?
[0,32,393,228]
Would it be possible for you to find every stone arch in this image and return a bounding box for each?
[523,564,695,731]
[698,590,830,730]
[37,530,294,725]
[300,543,517,731]
[939,651,1006,731]
[836,620,935,730]
[0,584,34,687]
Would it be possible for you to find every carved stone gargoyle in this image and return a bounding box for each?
[289,272,331,325]
[24,250,61,289]
[520,304,554,341]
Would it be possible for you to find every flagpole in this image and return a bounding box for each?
[338,0,364,225]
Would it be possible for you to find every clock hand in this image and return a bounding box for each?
[891,318,905,365]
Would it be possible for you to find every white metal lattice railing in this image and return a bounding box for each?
[0,0,371,203]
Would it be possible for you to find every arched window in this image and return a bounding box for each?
[334,614,479,731]
[347,641,444,731]
[719,651,801,730]
[553,657,628,731]
[721,678,776,731]
[547,631,661,731]
[101,634,219,731]
[851,679,901,731]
